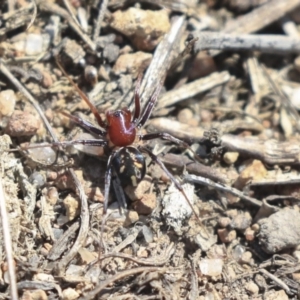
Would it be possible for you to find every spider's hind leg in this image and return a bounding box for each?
[138,145,205,228]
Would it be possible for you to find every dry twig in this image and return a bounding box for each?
[93,0,109,41]
[156,71,230,110]
[259,269,291,295]
[223,0,300,34]
[193,32,300,55]
[0,175,18,300]
[221,134,300,165]
[38,1,96,51]
[184,174,262,207]
[140,15,185,106]
[62,0,82,29]
[56,168,90,274]
[99,243,175,266]
[25,0,37,31]
[78,267,166,300]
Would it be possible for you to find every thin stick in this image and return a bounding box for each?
[223,0,300,34]
[193,32,300,55]
[38,1,96,51]
[184,174,262,207]
[259,269,291,294]
[78,267,166,300]
[56,168,90,274]
[8,0,15,12]
[140,15,185,106]
[26,0,37,31]
[0,177,18,300]
[156,71,230,110]
[62,0,82,29]
[93,0,109,41]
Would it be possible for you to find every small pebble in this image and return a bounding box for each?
[234,159,267,190]
[63,194,80,221]
[291,87,300,110]
[177,108,194,124]
[113,51,152,76]
[223,152,239,164]
[264,290,288,300]
[41,70,53,88]
[294,55,300,73]
[244,227,255,241]
[22,290,48,300]
[62,38,85,64]
[5,110,40,137]
[199,109,213,123]
[125,175,152,201]
[292,272,300,283]
[0,89,16,122]
[218,217,231,228]
[258,209,300,254]
[199,258,223,277]
[244,281,259,295]
[251,223,260,232]
[85,186,104,203]
[62,288,80,300]
[162,183,195,231]
[46,187,59,205]
[25,33,46,55]
[55,172,76,191]
[293,250,300,261]
[34,273,55,282]
[142,225,154,243]
[29,172,45,187]
[124,210,139,227]
[218,228,236,243]
[103,43,120,63]
[78,248,97,264]
[110,8,170,51]
[232,244,246,262]
[133,193,156,215]
[240,251,252,264]
[187,52,217,80]
[26,144,57,165]
[230,211,252,231]
[207,244,227,259]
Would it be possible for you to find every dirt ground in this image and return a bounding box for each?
[2,0,300,299]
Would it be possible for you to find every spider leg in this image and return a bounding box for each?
[103,151,116,213]
[60,111,106,137]
[138,146,204,227]
[137,83,162,128]
[56,57,107,129]
[132,73,142,124]
[19,139,107,151]
[112,175,127,213]
[139,133,205,164]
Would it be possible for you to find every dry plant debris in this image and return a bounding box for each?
[2,0,300,299]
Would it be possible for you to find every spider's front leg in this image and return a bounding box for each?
[60,111,106,137]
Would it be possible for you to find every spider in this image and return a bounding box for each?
[47,60,204,225]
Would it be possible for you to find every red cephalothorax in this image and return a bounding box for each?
[106,108,136,147]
